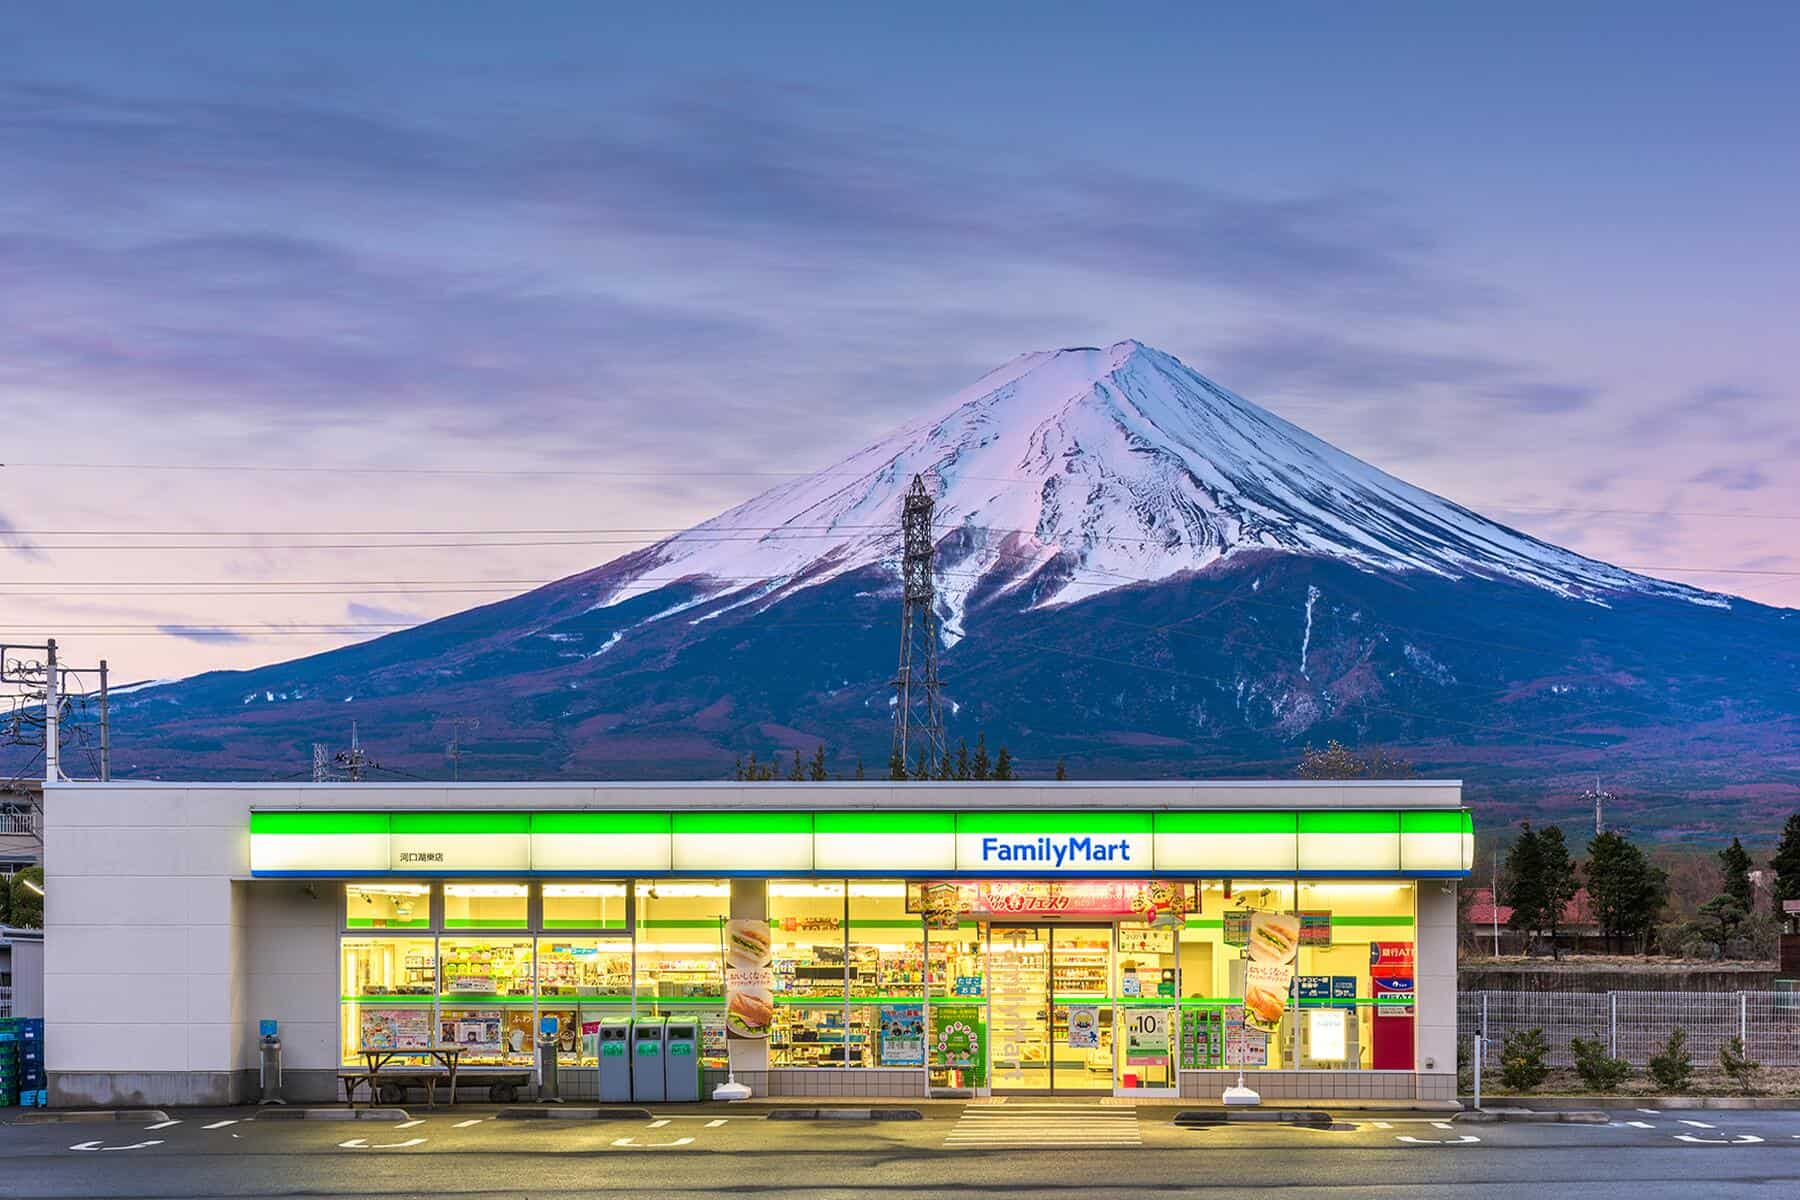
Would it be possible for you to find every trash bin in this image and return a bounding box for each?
[598,1017,633,1103]
[631,1016,667,1102]
[663,1018,701,1102]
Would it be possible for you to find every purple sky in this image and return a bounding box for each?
[3,3,1797,683]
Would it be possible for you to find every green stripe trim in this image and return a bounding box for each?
[531,812,671,835]
[252,811,389,835]
[443,919,529,928]
[1399,810,1466,834]
[814,811,955,834]
[391,812,530,835]
[956,812,1153,834]
[1155,811,1297,834]
[1335,915,1414,927]
[541,920,631,930]
[673,812,813,835]
[1298,810,1400,834]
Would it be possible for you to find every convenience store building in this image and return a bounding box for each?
[42,780,1469,1106]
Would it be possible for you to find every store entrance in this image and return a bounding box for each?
[987,925,1114,1093]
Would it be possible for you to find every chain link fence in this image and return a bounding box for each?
[1460,989,1800,1068]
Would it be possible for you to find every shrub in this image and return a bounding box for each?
[1457,1036,1473,1092]
[1719,1036,1761,1094]
[1499,1027,1551,1092]
[1570,1036,1631,1092]
[1647,1027,1694,1093]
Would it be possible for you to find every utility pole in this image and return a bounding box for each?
[98,659,110,782]
[1,638,113,782]
[443,717,479,782]
[1582,776,1613,836]
[890,474,946,776]
[334,721,377,782]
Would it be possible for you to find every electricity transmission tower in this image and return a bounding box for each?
[890,474,946,775]
[333,722,378,782]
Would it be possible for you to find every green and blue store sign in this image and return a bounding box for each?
[249,808,1473,878]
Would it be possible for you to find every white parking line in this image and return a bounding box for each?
[1637,1108,1661,1114]
[648,1119,670,1129]
[1431,1122,1453,1130]
[1679,1120,1716,1129]
[452,1119,483,1129]
[705,1119,727,1128]
[394,1120,425,1130]
[201,1120,238,1130]
[144,1120,182,1131]
[1626,1121,1655,1129]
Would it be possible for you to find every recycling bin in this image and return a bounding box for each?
[598,1017,633,1102]
[662,1018,701,1102]
[630,1016,667,1102]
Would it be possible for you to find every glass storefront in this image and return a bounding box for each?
[335,877,1418,1087]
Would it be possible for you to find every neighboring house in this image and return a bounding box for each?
[0,782,41,877]
[1465,887,1602,955]
[1,926,44,1018]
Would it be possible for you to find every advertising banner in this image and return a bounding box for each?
[879,1004,925,1066]
[725,919,774,1039]
[931,1004,987,1088]
[1067,1005,1101,1049]
[1298,910,1333,946]
[1124,1008,1172,1066]
[1240,911,1300,1034]
[358,1008,433,1050]
[1369,942,1415,1017]
[1222,1004,1268,1067]
[442,1015,503,1054]
[908,879,1198,923]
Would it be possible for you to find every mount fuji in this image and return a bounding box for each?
[79,341,1800,835]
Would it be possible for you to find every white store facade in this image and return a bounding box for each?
[44,780,1469,1106]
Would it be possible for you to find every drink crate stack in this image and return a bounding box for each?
[0,1018,47,1107]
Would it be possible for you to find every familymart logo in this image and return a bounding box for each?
[978,834,1136,868]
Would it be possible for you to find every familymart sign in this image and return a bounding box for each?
[249,808,1472,877]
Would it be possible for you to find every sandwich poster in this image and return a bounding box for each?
[1242,911,1300,1034]
[725,919,775,1039]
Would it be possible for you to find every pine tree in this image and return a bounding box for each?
[732,754,744,782]
[1534,825,1581,960]
[934,749,952,781]
[889,750,906,781]
[788,749,804,782]
[953,738,970,781]
[855,758,866,781]
[973,733,991,781]
[1054,757,1067,781]
[994,745,1013,781]
[744,750,761,781]
[1586,830,1668,954]
[913,747,930,781]
[1720,838,1754,912]
[809,744,828,782]
[1771,812,1800,914]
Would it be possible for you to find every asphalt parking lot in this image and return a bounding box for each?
[3,1102,1798,1198]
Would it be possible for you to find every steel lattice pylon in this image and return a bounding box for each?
[890,474,945,775]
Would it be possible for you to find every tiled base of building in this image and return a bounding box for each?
[1178,1070,1454,1101]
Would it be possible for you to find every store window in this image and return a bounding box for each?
[439,936,536,1064]
[634,879,729,1067]
[443,881,529,929]
[770,879,847,1066]
[1292,881,1416,1070]
[537,937,634,1065]
[849,881,924,1070]
[925,916,985,1091]
[345,882,430,929]
[541,881,629,930]
[1177,880,1296,1071]
[340,937,435,1063]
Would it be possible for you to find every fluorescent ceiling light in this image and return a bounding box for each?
[444,883,528,898]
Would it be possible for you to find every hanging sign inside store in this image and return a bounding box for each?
[1298,910,1332,946]
[724,919,774,1039]
[907,879,1198,922]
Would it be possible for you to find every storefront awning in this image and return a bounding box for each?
[249,808,1473,878]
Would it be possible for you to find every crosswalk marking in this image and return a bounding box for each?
[943,1103,1142,1149]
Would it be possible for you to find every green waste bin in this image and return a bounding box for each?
[631,1017,667,1103]
[598,1017,633,1102]
[663,1018,701,1102]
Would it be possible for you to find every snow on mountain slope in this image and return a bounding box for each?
[590,339,1723,639]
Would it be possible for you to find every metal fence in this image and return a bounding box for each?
[0,809,36,836]
[1460,989,1800,1068]
[0,986,10,1017]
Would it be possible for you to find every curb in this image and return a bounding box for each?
[1174,1109,1333,1128]
[257,1108,411,1122]
[10,1110,171,1125]
[1463,1095,1800,1111]
[766,1108,923,1121]
[498,1107,654,1121]
[1458,1109,1607,1124]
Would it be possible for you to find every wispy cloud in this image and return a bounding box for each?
[156,626,252,644]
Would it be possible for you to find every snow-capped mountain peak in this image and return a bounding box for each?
[590,339,1719,635]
